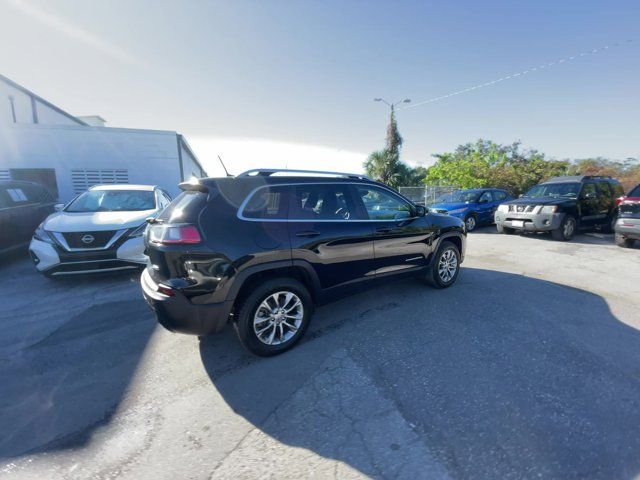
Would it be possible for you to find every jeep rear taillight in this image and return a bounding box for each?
[148,224,202,245]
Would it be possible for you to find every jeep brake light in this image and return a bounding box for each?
[149,224,202,244]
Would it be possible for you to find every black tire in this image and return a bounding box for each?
[615,233,635,248]
[551,215,577,241]
[464,213,477,232]
[234,277,313,356]
[496,224,515,235]
[426,240,461,289]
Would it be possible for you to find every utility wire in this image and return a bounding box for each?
[403,39,634,110]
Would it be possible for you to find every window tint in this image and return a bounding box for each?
[357,186,412,220]
[596,182,611,197]
[493,191,507,201]
[290,184,357,220]
[581,183,596,198]
[242,186,289,219]
[629,185,640,197]
[478,191,493,203]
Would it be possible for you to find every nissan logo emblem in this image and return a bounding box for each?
[81,234,95,244]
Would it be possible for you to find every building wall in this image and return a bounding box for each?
[0,123,187,201]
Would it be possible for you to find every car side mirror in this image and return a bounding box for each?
[415,205,427,217]
[54,203,64,211]
[518,194,524,198]
[584,192,596,199]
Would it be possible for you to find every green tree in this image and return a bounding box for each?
[424,139,570,195]
[365,108,420,188]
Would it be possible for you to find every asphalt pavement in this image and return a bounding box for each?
[1,228,639,479]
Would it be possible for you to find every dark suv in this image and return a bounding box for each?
[494,175,624,241]
[0,180,57,255]
[141,169,467,356]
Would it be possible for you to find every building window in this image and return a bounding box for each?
[71,169,129,194]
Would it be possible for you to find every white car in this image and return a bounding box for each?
[29,184,172,276]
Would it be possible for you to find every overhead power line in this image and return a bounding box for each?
[403,39,634,110]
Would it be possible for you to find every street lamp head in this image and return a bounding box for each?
[373,98,382,102]
[402,98,411,104]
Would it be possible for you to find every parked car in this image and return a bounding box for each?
[29,184,172,276]
[429,188,512,231]
[614,183,640,248]
[0,180,57,255]
[141,169,467,356]
[494,175,624,241]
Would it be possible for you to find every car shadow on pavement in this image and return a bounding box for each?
[0,266,157,461]
[200,267,640,479]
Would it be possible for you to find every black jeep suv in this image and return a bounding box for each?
[494,175,624,241]
[141,169,466,356]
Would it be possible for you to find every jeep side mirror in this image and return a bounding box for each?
[415,205,427,217]
[584,192,597,199]
[54,203,64,211]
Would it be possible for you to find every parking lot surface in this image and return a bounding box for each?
[1,228,640,479]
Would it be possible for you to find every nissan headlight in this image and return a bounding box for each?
[539,205,557,214]
[33,223,55,244]
[497,204,509,213]
[129,222,148,237]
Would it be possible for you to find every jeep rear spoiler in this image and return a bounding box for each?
[179,179,209,193]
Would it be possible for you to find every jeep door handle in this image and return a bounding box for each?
[295,230,321,238]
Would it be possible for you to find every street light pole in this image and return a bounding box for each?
[373,97,411,113]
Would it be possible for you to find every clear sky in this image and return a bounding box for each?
[1,0,638,176]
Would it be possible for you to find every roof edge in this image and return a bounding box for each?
[0,73,88,126]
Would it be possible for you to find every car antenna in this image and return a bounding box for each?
[218,155,232,177]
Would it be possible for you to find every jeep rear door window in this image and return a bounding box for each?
[242,186,289,219]
[290,184,358,220]
[357,186,413,220]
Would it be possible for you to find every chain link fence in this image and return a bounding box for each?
[399,185,458,206]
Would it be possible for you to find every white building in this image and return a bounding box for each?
[0,74,206,202]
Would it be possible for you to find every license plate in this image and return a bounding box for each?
[511,220,524,228]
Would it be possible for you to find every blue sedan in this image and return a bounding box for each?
[430,188,512,231]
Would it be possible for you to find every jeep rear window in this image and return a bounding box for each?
[629,185,640,197]
[157,190,206,223]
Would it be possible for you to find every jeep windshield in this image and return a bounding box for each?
[65,190,156,212]
[436,191,480,203]
[524,183,580,199]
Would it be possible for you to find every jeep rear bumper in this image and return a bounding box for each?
[141,268,232,336]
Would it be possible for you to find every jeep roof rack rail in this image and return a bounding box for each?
[238,168,373,181]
